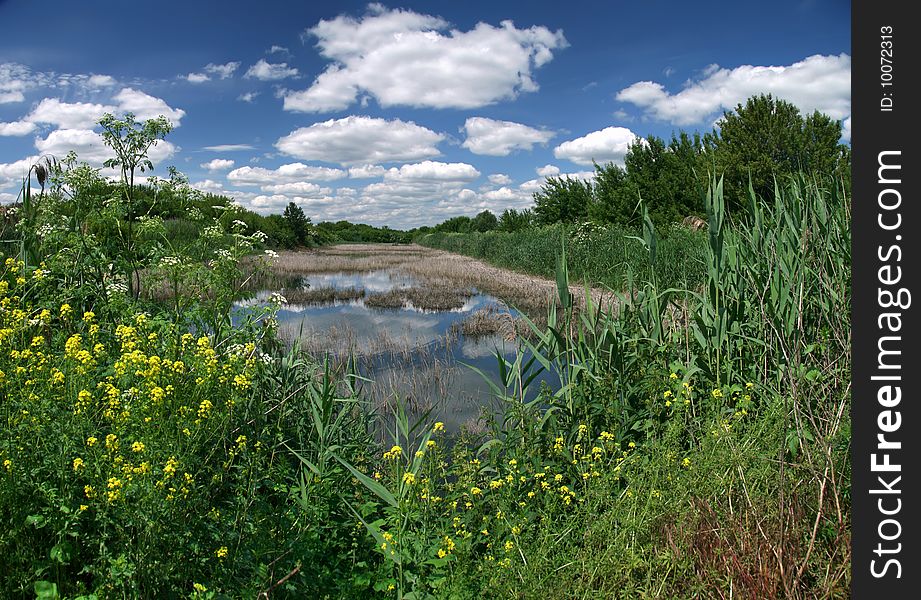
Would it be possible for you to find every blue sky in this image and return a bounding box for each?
[0,0,850,228]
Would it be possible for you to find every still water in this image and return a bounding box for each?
[237,270,553,432]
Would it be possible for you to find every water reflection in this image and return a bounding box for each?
[235,269,554,431]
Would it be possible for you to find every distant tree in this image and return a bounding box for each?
[471,210,498,232]
[498,208,534,232]
[707,94,848,207]
[588,162,638,227]
[282,202,310,246]
[262,214,296,248]
[434,215,473,233]
[623,133,706,227]
[532,176,592,225]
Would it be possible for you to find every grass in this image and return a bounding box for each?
[416,221,709,293]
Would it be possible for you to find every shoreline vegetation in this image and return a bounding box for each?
[1,96,851,599]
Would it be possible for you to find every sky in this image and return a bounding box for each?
[0,0,851,229]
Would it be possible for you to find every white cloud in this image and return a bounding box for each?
[245,59,298,81]
[348,164,386,179]
[284,5,567,112]
[1,63,43,104]
[260,181,332,195]
[113,88,185,125]
[204,62,241,79]
[488,173,512,185]
[227,162,347,186]
[520,170,594,194]
[536,164,559,177]
[461,117,554,156]
[275,115,443,166]
[203,144,255,152]
[268,45,290,55]
[33,128,176,166]
[201,158,235,171]
[26,98,116,129]
[237,92,259,103]
[553,126,637,166]
[0,192,17,204]
[841,116,851,143]
[383,161,479,183]
[185,73,210,83]
[0,156,40,188]
[616,53,851,126]
[87,74,116,87]
[0,121,36,136]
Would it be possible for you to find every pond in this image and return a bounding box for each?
[236,253,558,433]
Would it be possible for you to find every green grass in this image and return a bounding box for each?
[416,222,709,292]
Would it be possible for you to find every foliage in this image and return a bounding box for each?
[705,94,850,208]
[417,223,709,293]
[497,208,534,232]
[532,176,592,225]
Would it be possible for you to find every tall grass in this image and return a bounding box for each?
[340,174,851,598]
[416,222,709,292]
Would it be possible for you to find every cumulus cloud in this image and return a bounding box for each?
[383,161,479,183]
[348,164,386,179]
[616,53,851,126]
[461,117,554,156]
[275,116,443,166]
[245,59,298,81]
[227,162,347,186]
[0,121,36,136]
[237,92,259,103]
[488,173,512,185]
[25,98,116,129]
[87,74,116,87]
[113,88,185,125]
[204,62,241,79]
[201,158,235,171]
[0,156,40,188]
[284,5,567,112]
[553,126,637,166]
[535,164,559,177]
[259,181,332,195]
[185,73,210,83]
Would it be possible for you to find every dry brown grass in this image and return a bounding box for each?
[266,244,617,319]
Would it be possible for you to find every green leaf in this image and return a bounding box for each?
[50,540,73,564]
[34,581,59,600]
[334,456,398,508]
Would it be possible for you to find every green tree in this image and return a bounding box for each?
[283,201,311,247]
[498,208,534,232]
[588,162,638,227]
[707,94,848,207]
[532,176,592,225]
[471,210,499,232]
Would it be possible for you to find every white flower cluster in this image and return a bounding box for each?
[267,292,287,305]
[232,219,248,231]
[264,249,279,259]
[160,256,182,267]
[215,249,234,260]
[202,224,223,239]
[105,281,129,297]
[252,230,268,243]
